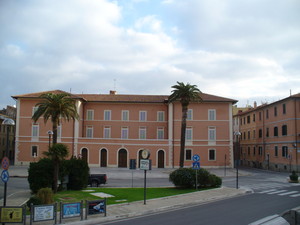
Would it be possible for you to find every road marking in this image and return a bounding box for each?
[258,189,277,194]
[278,191,298,196]
[290,193,300,197]
[267,190,287,194]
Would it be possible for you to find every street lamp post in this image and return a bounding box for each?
[2,118,15,207]
[234,131,241,189]
[47,130,54,148]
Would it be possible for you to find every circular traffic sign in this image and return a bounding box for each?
[1,157,9,170]
[192,154,200,162]
[1,170,9,183]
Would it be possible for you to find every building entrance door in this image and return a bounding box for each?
[118,149,127,168]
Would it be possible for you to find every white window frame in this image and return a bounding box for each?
[31,145,38,157]
[139,127,147,139]
[104,127,111,139]
[185,149,192,161]
[86,126,93,138]
[121,127,128,139]
[208,109,216,121]
[208,149,216,161]
[122,110,129,121]
[208,127,216,142]
[104,110,111,121]
[186,127,193,141]
[187,109,193,120]
[87,110,94,120]
[157,111,165,122]
[139,111,147,121]
[157,128,164,140]
[32,124,39,140]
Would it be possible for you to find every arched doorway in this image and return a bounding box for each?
[100,148,107,167]
[82,148,88,163]
[158,150,165,168]
[118,149,127,168]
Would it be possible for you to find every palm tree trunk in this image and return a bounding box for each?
[52,122,58,144]
[180,104,188,167]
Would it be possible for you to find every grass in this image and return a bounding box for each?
[54,187,201,205]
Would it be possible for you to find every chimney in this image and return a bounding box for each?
[110,90,116,95]
[254,101,257,108]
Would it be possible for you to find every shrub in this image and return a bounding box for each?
[63,156,90,190]
[28,158,53,193]
[169,168,195,188]
[207,174,222,187]
[290,171,299,182]
[37,188,54,204]
[26,196,41,209]
[197,168,210,187]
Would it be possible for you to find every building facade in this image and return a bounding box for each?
[13,90,236,169]
[234,94,300,172]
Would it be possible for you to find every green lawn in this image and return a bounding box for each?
[54,187,201,205]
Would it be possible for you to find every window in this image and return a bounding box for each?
[253,113,256,122]
[185,149,192,160]
[253,147,256,156]
[274,127,278,137]
[266,109,269,119]
[274,106,277,117]
[32,124,39,137]
[187,109,193,120]
[253,130,256,139]
[247,116,250,124]
[208,127,216,141]
[282,125,287,136]
[32,107,38,116]
[157,128,164,139]
[157,111,164,121]
[275,146,278,157]
[259,112,262,121]
[259,129,262,138]
[248,147,250,155]
[139,127,146,139]
[266,128,269,137]
[208,109,216,121]
[87,110,94,120]
[121,127,128,139]
[282,146,288,158]
[104,127,111,138]
[248,131,250,139]
[104,110,111,121]
[209,149,216,161]
[259,146,263,155]
[31,146,38,157]
[139,111,147,121]
[86,126,93,138]
[57,125,61,138]
[283,104,286,114]
[186,127,193,141]
[122,110,129,121]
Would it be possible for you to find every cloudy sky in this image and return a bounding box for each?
[1,0,299,109]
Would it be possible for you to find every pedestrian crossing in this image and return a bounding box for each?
[250,183,300,198]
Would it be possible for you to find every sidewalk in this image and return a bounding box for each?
[2,166,250,224]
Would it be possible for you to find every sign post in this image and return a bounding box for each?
[140,159,151,205]
[1,157,10,207]
[192,154,200,190]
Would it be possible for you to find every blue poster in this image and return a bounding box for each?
[62,203,81,218]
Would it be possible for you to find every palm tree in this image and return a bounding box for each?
[32,92,79,144]
[32,92,79,193]
[168,82,202,168]
[44,143,69,193]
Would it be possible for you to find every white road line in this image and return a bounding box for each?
[290,193,300,197]
[267,190,287,194]
[278,191,298,196]
[258,189,277,194]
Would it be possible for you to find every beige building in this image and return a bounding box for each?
[13,90,237,168]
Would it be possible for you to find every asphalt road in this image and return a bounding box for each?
[103,185,300,225]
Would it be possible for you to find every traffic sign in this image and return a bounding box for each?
[1,170,9,183]
[192,154,200,162]
[1,157,10,170]
[192,161,200,170]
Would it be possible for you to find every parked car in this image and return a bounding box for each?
[88,174,107,187]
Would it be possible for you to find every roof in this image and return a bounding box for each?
[12,90,237,104]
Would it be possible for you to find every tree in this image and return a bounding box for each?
[44,143,69,193]
[168,82,202,168]
[32,92,79,144]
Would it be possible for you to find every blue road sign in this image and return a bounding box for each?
[1,170,9,183]
[192,161,200,170]
[192,154,200,162]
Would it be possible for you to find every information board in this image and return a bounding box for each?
[62,202,81,218]
[0,207,23,223]
[33,205,55,221]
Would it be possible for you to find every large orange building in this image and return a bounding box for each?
[235,94,300,172]
[12,90,237,168]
